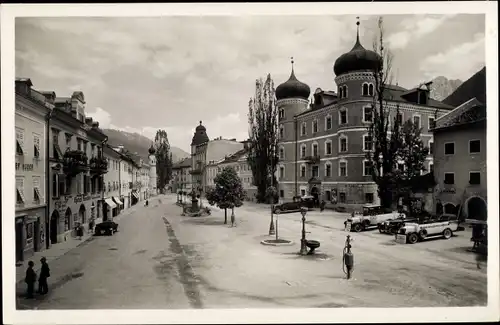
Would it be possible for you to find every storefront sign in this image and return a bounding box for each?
[15,163,34,171]
[441,188,456,194]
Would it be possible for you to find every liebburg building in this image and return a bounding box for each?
[276,21,454,209]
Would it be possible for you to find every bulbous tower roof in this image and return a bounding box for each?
[333,19,382,76]
[276,58,311,101]
[191,120,210,146]
[148,143,156,155]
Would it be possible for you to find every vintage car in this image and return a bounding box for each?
[273,196,314,214]
[395,214,463,244]
[378,215,417,234]
[344,205,403,232]
[95,221,119,236]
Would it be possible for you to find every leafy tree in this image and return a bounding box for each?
[205,167,246,224]
[247,74,279,203]
[365,17,404,209]
[154,130,173,193]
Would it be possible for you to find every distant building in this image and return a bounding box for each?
[206,144,257,201]
[15,78,53,262]
[276,20,454,209]
[148,144,157,194]
[172,157,192,193]
[432,98,487,220]
[103,145,126,220]
[190,121,244,193]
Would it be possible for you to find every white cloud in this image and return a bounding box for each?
[387,15,456,50]
[86,107,112,128]
[420,32,485,80]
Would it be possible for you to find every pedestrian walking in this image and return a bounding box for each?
[24,261,37,299]
[88,219,95,234]
[38,257,50,295]
[76,223,84,240]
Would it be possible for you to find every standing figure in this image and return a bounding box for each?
[88,219,95,234]
[320,200,326,212]
[24,261,37,299]
[38,257,50,294]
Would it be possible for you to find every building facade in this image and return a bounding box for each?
[206,146,258,201]
[140,162,151,200]
[190,121,245,194]
[103,145,125,220]
[47,91,107,244]
[172,157,192,194]
[432,98,487,220]
[15,78,53,262]
[276,22,454,209]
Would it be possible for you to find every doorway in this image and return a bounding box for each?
[50,210,59,244]
[79,204,86,224]
[15,218,24,263]
[467,197,487,221]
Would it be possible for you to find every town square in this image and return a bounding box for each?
[2,4,498,324]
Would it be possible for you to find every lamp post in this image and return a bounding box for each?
[300,206,308,255]
[268,187,276,235]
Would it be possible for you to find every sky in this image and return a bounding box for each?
[15,14,485,153]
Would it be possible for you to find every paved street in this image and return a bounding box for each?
[17,194,487,309]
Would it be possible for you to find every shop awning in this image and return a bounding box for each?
[132,191,139,199]
[112,196,124,206]
[104,198,117,209]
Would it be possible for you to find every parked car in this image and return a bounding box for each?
[95,221,119,236]
[273,196,314,214]
[396,214,463,244]
[378,215,417,234]
[345,205,402,232]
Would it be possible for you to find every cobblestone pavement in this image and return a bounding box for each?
[16,194,487,309]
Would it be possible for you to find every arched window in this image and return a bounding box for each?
[312,119,319,133]
[339,159,348,177]
[339,135,348,153]
[279,165,285,179]
[363,134,373,152]
[325,114,332,130]
[279,125,284,139]
[279,146,285,160]
[342,85,348,98]
[300,144,307,158]
[300,122,307,136]
[339,86,344,99]
[339,107,348,125]
[325,162,332,177]
[362,83,369,96]
[300,164,307,178]
[325,140,333,155]
[368,84,374,96]
[312,142,319,156]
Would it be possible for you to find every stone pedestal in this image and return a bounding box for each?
[191,199,199,212]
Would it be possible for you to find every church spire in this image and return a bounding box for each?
[355,16,360,45]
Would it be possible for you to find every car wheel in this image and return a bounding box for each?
[353,223,363,233]
[419,229,428,240]
[443,228,453,239]
[407,233,419,244]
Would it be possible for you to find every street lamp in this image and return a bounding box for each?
[300,206,308,255]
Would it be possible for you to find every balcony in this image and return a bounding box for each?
[62,149,88,176]
[190,168,203,175]
[304,155,320,164]
[89,156,108,175]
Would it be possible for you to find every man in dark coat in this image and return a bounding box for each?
[24,261,37,299]
[38,257,50,294]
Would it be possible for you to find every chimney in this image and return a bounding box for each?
[15,78,33,96]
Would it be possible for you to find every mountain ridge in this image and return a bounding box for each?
[102,128,190,163]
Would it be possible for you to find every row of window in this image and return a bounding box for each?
[279,110,435,139]
[443,171,482,185]
[51,174,104,198]
[278,135,375,159]
[15,176,42,206]
[51,129,102,160]
[284,188,375,204]
[15,127,41,158]
[278,160,434,179]
[208,175,254,185]
[444,139,481,155]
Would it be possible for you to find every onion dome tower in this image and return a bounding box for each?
[333,18,382,76]
[148,142,157,194]
[191,121,209,147]
[276,58,311,101]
